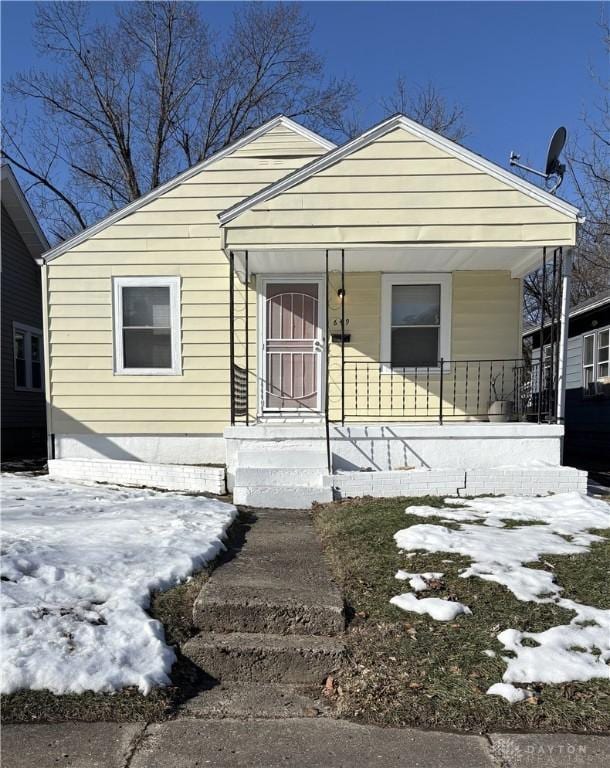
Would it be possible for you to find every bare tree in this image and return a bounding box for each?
[2,1,355,240]
[565,20,610,304]
[524,21,609,324]
[381,75,468,142]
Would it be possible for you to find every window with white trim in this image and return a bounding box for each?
[381,274,452,370]
[13,323,43,391]
[583,326,610,394]
[113,276,181,375]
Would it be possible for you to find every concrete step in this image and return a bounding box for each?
[181,632,344,684]
[235,466,325,488]
[232,485,333,509]
[236,449,328,470]
[193,583,344,636]
[177,683,330,719]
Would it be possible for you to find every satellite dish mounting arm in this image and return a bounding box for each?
[509,126,567,194]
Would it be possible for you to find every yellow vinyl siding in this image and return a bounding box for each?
[326,270,521,422]
[224,127,576,249]
[47,124,327,436]
[48,118,556,434]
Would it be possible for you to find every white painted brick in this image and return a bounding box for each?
[48,459,226,496]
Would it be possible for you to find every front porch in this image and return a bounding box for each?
[223,242,582,507]
[228,244,569,437]
[224,421,586,506]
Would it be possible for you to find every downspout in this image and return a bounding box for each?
[556,247,573,427]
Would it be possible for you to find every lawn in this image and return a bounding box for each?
[1,473,237,723]
[314,494,610,733]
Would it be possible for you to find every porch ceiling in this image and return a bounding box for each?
[229,245,558,281]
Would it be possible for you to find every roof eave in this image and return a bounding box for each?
[1,164,50,260]
[219,113,581,226]
[41,116,335,263]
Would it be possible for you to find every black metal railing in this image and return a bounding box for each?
[335,357,557,424]
[231,364,249,422]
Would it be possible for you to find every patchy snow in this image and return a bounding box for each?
[487,683,531,704]
[393,492,610,699]
[1,474,236,695]
[390,593,471,621]
[395,570,443,592]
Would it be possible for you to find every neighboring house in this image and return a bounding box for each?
[524,290,610,468]
[1,164,49,460]
[41,114,587,506]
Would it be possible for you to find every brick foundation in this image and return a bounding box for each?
[47,458,226,495]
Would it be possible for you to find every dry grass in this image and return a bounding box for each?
[314,495,610,733]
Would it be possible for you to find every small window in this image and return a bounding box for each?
[381,274,451,371]
[13,324,43,391]
[113,277,181,375]
[597,329,609,379]
[582,327,610,395]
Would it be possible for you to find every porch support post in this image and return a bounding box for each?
[537,247,547,423]
[325,249,332,474]
[341,248,345,426]
[244,249,249,426]
[229,250,235,426]
[548,249,557,420]
[557,247,573,425]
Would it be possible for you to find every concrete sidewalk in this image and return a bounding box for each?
[4,719,610,768]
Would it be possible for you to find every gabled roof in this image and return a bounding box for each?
[1,163,49,263]
[42,116,335,263]
[219,113,581,226]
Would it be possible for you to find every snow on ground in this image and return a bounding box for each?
[390,592,471,621]
[391,492,610,699]
[486,682,531,704]
[1,473,236,695]
[394,570,443,592]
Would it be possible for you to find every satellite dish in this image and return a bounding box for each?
[509,126,567,194]
[545,126,567,176]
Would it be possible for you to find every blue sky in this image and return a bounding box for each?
[1,1,607,198]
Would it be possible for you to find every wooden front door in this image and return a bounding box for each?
[263,281,323,413]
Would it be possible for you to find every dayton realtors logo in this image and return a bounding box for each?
[491,737,592,765]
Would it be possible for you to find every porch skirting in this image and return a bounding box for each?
[224,422,565,489]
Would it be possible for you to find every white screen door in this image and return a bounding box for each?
[264,281,323,412]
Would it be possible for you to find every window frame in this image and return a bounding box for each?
[380,273,452,374]
[596,327,609,380]
[582,325,610,395]
[13,322,44,392]
[112,276,182,376]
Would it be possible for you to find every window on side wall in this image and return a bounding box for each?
[13,323,44,391]
[380,274,452,371]
[583,327,610,395]
[113,276,181,375]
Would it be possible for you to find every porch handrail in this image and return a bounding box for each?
[333,357,556,425]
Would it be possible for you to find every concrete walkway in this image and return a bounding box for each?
[179,508,344,713]
[4,719,610,768]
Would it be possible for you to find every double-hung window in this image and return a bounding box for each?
[381,274,452,371]
[113,276,181,375]
[583,327,609,395]
[13,323,43,391]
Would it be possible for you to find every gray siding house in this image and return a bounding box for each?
[1,164,49,459]
[525,289,610,468]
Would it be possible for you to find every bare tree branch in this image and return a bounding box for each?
[2,1,356,243]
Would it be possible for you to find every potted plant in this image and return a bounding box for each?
[488,372,514,422]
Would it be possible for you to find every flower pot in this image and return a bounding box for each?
[488,400,513,423]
